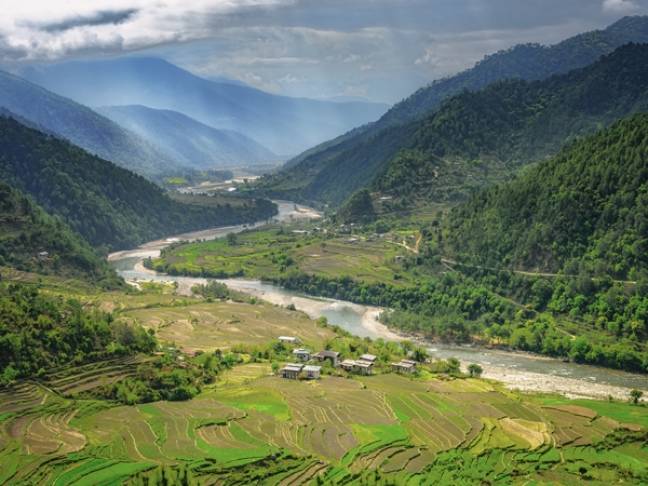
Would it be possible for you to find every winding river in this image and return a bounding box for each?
[108,201,648,401]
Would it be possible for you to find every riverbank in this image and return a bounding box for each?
[108,201,647,402]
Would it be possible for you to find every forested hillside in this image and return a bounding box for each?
[261,43,648,206]
[0,283,155,385]
[0,116,277,250]
[383,15,648,127]
[0,182,119,285]
[258,16,648,206]
[443,114,648,280]
[98,105,276,169]
[0,70,179,178]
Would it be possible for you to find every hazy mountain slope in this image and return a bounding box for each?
[0,181,120,285]
[0,115,276,250]
[261,16,648,203]
[0,70,181,178]
[263,43,648,206]
[98,105,277,169]
[21,57,389,155]
[444,114,648,280]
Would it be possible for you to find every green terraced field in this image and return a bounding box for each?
[1,369,647,485]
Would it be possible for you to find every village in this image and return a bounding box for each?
[277,335,419,380]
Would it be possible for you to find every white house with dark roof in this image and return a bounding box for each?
[280,363,304,379]
[292,348,311,361]
[303,365,321,380]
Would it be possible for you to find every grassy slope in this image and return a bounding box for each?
[150,226,415,287]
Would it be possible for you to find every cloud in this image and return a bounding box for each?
[602,0,640,13]
[0,0,294,60]
[2,1,647,102]
[23,9,139,33]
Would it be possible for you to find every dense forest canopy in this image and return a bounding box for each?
[319,43,648,206]
[0,116,277,250]
[256,17,648,207]
[443,114,648,280]
[0,182,120,285]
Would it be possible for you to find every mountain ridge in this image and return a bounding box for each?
[0,69,181,178]
[259,15,648,205]
[98,105,277,170]
[21,57,389,156]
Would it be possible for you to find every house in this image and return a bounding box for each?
[278,336,300,345]
[37,251,49,259]
[303,365,321,380]
[340,359,356,371]
[292,348,311,361]
[392,359,417,374]
[340,358,374,375]
[281,363,304,379]
[313,350,340,367]
[359,354,377,364]
[353,361,373,375]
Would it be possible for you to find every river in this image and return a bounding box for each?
[108,201,648,401]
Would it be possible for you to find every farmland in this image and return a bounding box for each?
[1,267,647,484]
[2,365,647,484]
[149,226,417,287]
[1,277,647,484]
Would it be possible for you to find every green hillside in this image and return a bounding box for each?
[259,33,648,204]
[0,116,276,250]
[0,70,181,178]
[259,39,648,207]
[444,114,648,280]
[0,182,119,285]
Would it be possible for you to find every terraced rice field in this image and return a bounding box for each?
[118,300,335,353]
[1,370,647,484]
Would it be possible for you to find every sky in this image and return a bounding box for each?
[1,0,648,103]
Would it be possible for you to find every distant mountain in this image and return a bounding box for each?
[21,57,389,155]
[261,16,648,204]
[0,115,277,250]
[260,42,648,206]
[382,15,648,127]
[0,70,181,178]
[444,113,648,280]
[98,105,277,170]
[0,181,119,286]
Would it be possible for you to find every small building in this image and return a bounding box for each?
[392,360,417,374]
[281,363,304,379]
[340,359,356,372]
[353,361,373,375]
[279,336,300,345]
[313,350,340,367]
[340,359,374,375]
[292,348,311,361]
[37,251,49,259]
[359,354,377,364]
[303,365,321,380]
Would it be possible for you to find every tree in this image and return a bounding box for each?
[630,389,643,405]
[226,233,238,246]
[467,363,483,378]
[412,346,429,363]
[271,362,280,375]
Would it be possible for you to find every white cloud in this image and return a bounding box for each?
[602,0,640,13]
[0,0,295,60]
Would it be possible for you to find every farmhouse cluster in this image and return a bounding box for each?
[277,336,418,380]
